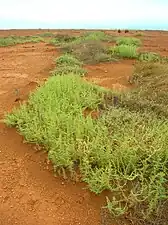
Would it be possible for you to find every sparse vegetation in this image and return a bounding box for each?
[51,54,87,76]
[138,52,161,62]
[116,37,142,47]
[62,40,115,64]
[49,33,78,45]
[50,31,114,46]
[39,32,55,37]
[135,32,143,37]
[109,44,138,59]
[55,54,83,67]
[52,65,87,76]
[81,31,114,42]
[0,35,44,46]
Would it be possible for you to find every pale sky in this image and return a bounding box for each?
[0,0,168,29]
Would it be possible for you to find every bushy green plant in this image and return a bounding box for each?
[138,52,161,62]
[55,54,83,66]
[110,45,138,59]
[135,32,143,37]
[52,65,87,76]
[81,31,114,42]
[39,32,55,37]
[62,40,114,64]
[116,37,142,46]
[52,54,86,76]
[49,34,78,45]
[0,35,44,46]
[119,63,168,118]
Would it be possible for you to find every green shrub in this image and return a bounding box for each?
[39,32,55,37]
[52,54,86,76]
[119,63,168,118]
[55,54,83,67]
[138,52,161,62]
[62,40,114,64]
[0,35,44,46]
[135,32,143,37]
[81,31,114,42]
[50,34,78,45]
[110,45,138,59]
[52,65,87,76]
[116,37,142,46]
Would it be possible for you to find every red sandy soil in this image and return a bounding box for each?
[0,30,168,225]
[85,60,134,90]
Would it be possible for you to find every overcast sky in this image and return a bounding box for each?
[0,0,168,29]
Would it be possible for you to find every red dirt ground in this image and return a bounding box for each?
[1,30,168,225]
[85,60,134,90]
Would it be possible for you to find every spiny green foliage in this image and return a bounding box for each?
[116,37,142,47]
[52,54,87,76]
[109,45,138,59]
[5,73,168,221]
[0,35,44,46]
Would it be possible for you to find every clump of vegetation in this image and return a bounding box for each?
[0,35,44,46]
[124,29,129,33]
[138,52,161,62]
[135,32,143,37]
[39,32,55,37]
[109,44,138,59]
[52,54,87,76]
[50,31,114,47]
[49,34,79,45]
[118,62,168,118]
[116,37,142,47]
[52,65,87,76]
[81,31,114,42]
[55,54,83,67]
[62,40,115,64]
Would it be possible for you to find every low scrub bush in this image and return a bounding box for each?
[55,54,83,67]
[0,35,44,46]
[135,32,143,37]
[81,31,114,42]
[52,65,87,76]
[110,45,138,59]
[119,63,168,118]
[52,54,86,76]
[116,37,142,46]
[50,34,78,45]
[138,52,161,62]
[39,32,55,37]
[62,40,114,64]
